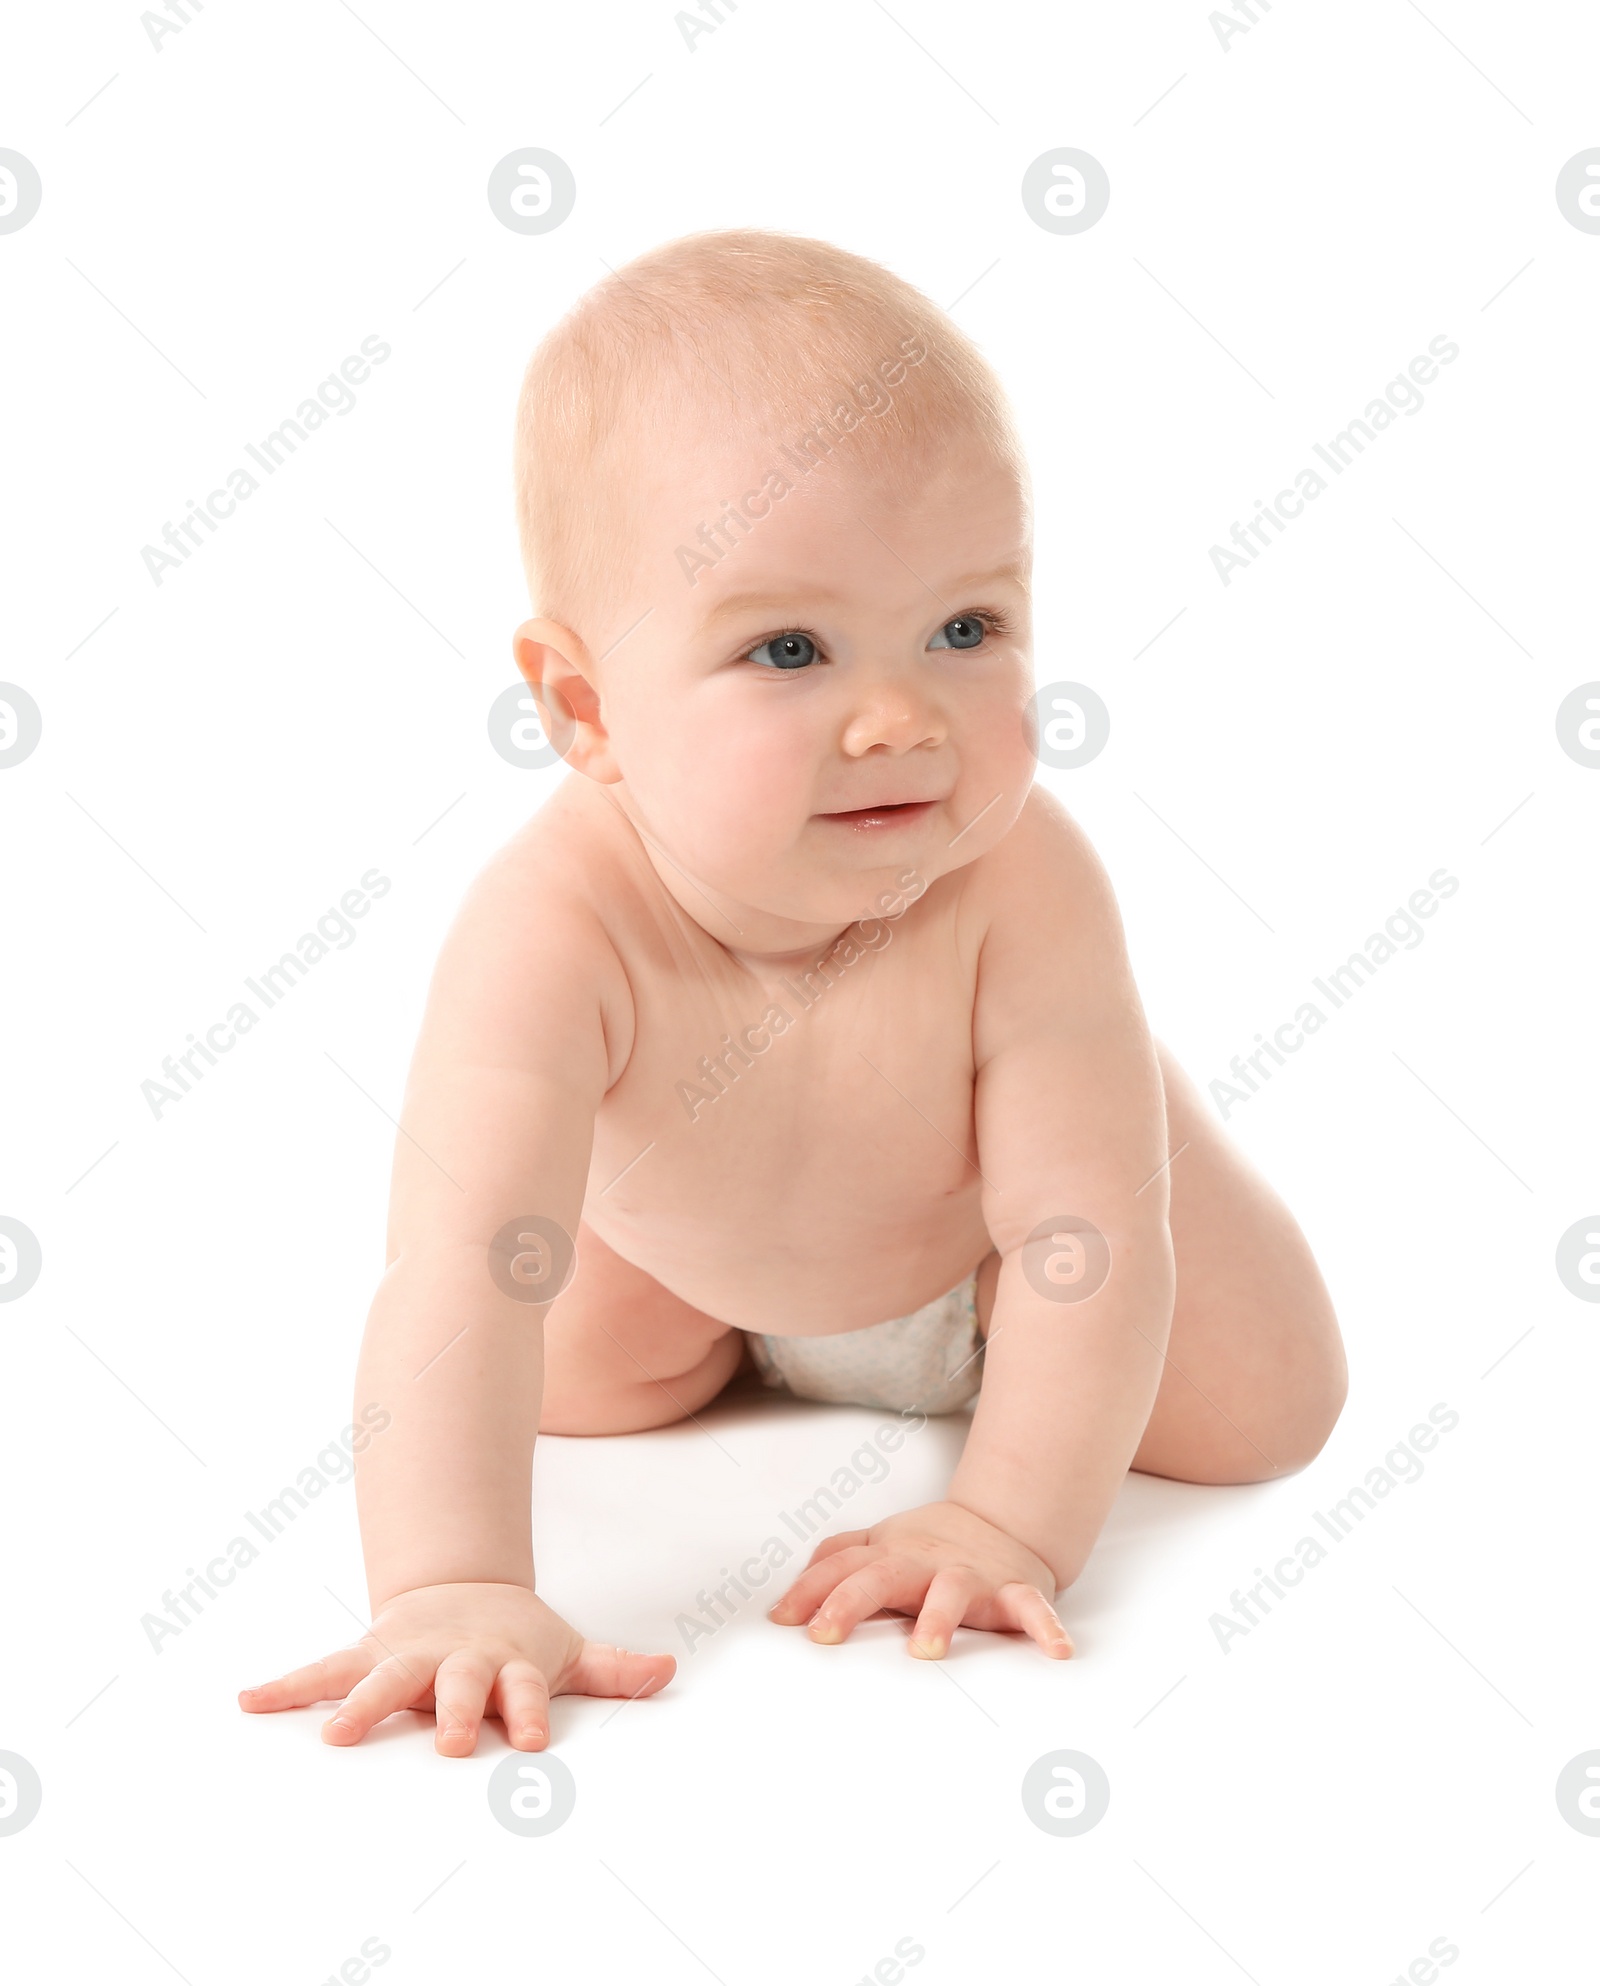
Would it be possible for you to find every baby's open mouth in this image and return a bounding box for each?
[817,799,938,828]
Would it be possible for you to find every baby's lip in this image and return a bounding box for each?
[816,796,943,821]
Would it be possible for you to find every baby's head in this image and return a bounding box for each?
[512,229,1036,946]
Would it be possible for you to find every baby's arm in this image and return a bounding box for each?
[950,801,1175,1586]
[240,844,674,1751]
[769,796,1174,1653]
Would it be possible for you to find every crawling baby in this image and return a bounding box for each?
[242,229,1346,1755]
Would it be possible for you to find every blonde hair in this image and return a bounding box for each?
[513,228,1029,642]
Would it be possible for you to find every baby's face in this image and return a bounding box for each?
[593,421,1036,945]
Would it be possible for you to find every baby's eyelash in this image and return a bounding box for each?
[741,624,822,659]
[737,606,1013,666]
[959,606,1012,639]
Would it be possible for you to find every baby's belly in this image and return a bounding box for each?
[584,1068,993,1335]
[594,1194,992,1336]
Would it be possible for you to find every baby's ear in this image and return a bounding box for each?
[510,617,620,784]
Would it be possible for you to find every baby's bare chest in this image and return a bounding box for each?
[586,919,989,1320]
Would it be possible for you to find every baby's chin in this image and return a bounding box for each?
[638,801,967,930]
[711,854,941,933]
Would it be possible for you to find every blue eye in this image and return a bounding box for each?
[747,631,818,670]
[927,615,987,651]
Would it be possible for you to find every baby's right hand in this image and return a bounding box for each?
[238,1582,674,1755]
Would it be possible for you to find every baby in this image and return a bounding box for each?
[241,230,1346,1755]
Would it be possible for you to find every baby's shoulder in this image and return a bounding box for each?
[958,783,1112,929]
[962,788,1133,1044]
[428,779,639,1032]
[471,773,658,911]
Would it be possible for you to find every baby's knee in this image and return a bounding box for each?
[1256,1343,1349,1480]
[540,1327,744,1435]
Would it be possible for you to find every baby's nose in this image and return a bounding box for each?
[841,681,945,755]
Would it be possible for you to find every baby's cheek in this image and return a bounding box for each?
[653,730,799,861]
[1003,686,1044,778]
[708,757,807,853]
[956,696,1033,797]
[712,727,813,817]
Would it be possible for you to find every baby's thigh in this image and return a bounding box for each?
[538,1221,745,1434]
[1131,1040,1346,1484]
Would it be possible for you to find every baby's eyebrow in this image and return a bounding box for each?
[694,586,851,637]
[693,561,1029,639]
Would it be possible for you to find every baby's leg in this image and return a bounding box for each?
[538,1222,746,1435]
[1134,1039,1345,1482]
[977,1040,1347,1485]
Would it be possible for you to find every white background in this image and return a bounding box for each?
[2,1,1598,1979]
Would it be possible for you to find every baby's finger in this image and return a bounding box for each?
[323,1652,430,1745]
[802,1528,869,1570]
[240,1647,375,1713]
[808,1556,915,1644]
[568,1640,675,1702]
[432,1648,498,1756]
[997,1581,1074,1659]
[767,1543,878,1624]
[907,1566,985,1660]
[494,1660,552,1751]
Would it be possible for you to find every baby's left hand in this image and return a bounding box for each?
[766,1500,1073,1659]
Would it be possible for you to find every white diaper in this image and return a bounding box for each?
[744,1274,984,1415]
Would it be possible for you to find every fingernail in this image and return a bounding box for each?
[909,1638,945,1659]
